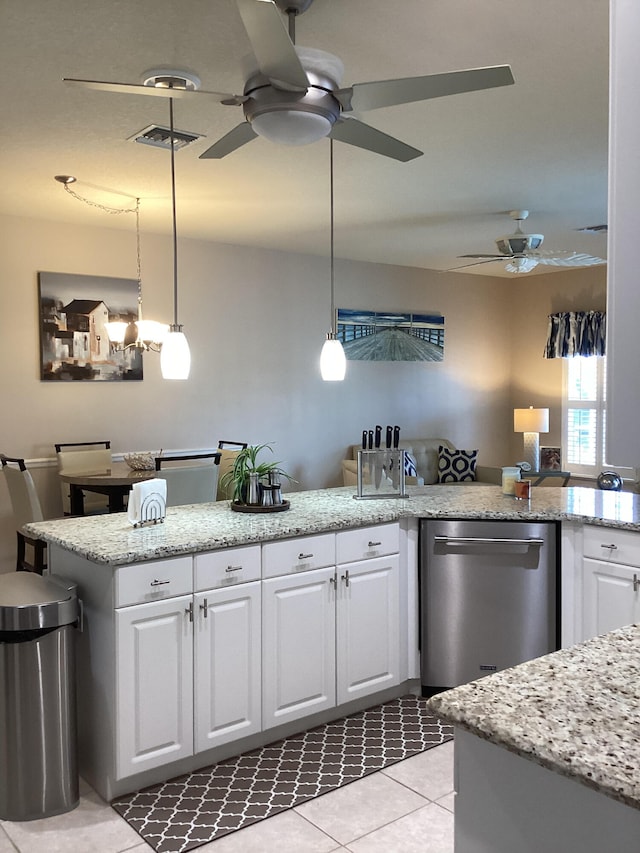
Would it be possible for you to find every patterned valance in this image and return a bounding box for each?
[544,311,606,358]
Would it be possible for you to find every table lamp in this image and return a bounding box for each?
[514,407,549,471]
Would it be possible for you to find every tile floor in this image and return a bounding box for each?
[0,741,454,853]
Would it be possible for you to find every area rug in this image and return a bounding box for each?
[112,695,453,853]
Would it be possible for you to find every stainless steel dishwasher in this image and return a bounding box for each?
[420,518,558,696]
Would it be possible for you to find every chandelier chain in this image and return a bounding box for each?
[62,181,138,215]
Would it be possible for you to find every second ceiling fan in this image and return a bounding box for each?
[64,0,515,162]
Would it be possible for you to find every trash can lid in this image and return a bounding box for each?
[0,573,78,631]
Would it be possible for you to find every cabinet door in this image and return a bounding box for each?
[583,558,640,641]
[262,567,336,728]
[336,555,400,706]
[194,582,261,753]
[116,595,193,779]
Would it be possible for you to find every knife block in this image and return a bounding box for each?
[354,450,408,500]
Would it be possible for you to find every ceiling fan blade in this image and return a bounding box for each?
[535,253,606,267]
[235,0,308,91]
[199,122,258,159]
[330,117,422,162]
[457,253,512,260]
[342,65,514,113]
[64,77,245,104]
[447,258,508,271]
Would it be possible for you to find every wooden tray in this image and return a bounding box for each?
[230,499,290,514]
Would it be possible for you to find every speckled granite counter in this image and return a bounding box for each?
[427,623,640,810]
[25,484,640,566]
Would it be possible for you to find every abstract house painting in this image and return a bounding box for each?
[38,272,143,381]
[337,309,445,362]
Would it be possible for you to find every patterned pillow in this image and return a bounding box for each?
[437,446,478,483]
[403,452,418,478]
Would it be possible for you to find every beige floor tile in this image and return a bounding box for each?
[381,741,454,801]
[436,792,455,813]
[294,771,427,846]
[345,802,454,853]
[0,788,144,853]
[0,826,17,853]
[196,809,340,852]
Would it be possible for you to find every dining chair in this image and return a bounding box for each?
[55,441,112,515]
[0,454,47,573]
[216,441,248,500]
[155,452,222,507]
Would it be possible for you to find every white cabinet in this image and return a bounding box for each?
[262,524,401,729]
[116,594,194,778]
[582,526,640,640]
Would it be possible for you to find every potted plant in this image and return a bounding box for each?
[220,443,294,505]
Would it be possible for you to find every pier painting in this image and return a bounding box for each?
[336,309,445,362]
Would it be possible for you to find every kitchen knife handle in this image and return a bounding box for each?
[362,430,368,450]
[393,425,400,449]
[386,425,393,449]
[368,430,374,450]
[374,425,382,449]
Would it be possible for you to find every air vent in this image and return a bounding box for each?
[128,125,203,151]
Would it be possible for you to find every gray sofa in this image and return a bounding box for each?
[342,438,501,486]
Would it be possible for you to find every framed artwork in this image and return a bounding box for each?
[540,446,562,471]
[38,271,143,381]
[336,309,445,362]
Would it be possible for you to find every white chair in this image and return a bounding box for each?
[0,454,47,573]
[155,452,221,507]
[55,441,112,515]
[216,441,248,500]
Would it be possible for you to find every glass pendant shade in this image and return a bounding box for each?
[320,334,346,381]
[161,327,191,380]
[105,321,129,344]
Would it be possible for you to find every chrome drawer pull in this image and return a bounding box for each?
[298,552,314,560]
[634,574,639,593]
[434,536,544,546]
[368,540,382,547]
[226,565,243,573]
[342,570,350,588]
[185,602,194,623]
[200,598,208,618]
[601,543,619,550]
[329,574,337,588]
[150,578,171,586]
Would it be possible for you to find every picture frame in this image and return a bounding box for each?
[336,309,445,362]
[38,271,143,381]
[540,446,562,471]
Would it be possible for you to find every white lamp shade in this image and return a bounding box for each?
[251,111,333,146]
[513,407,549,434]
[136,320,169,344]
[105,321,128,344]
[320,337,346,381]
[161,330,191,380]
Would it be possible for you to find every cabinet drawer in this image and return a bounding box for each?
[583,525,640,567]
[194,544,261,590]
[262,533,335,579]
[336,523,400,564]
[115,556,193,607]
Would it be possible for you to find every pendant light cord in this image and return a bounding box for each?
[329,138,335,334]
[169,96,180,330]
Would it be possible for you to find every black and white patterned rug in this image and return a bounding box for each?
[112,695,453,853]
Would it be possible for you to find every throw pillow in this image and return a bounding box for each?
[403,452,418,478]
[437,446,478,483]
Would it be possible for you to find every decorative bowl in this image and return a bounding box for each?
[123,452,156,471]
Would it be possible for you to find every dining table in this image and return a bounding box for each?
[59,462,155,516]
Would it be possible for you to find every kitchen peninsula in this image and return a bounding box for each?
[25,484,640,803]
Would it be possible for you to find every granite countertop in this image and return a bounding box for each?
[25,484,640,566]
[427,623,640,811]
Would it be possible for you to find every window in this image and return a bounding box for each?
[563,356,631,478]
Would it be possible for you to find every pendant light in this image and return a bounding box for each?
[320,139,346,381]
[160,95,191,380]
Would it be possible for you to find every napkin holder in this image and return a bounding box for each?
[354,450,408,500]
[128,479,167,528]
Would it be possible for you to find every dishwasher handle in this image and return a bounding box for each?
[433,535,545,546]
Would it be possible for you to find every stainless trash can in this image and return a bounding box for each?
[0,572,79,821]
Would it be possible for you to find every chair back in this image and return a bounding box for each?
[216,441,248,500]
[1,455,44,530]
[55,441,113,514]
[155,453,221,507]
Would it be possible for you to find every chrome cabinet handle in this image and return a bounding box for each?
[200,598,208,618]
[434,536,545,546]
[342,570,350,588]
[368,540,382,547]
[298,552,314,560]
[185,602,193,623]
[329,574,337,588]
[602,543,619,550]
[150,578,170,586]
[226,565,243,573]
[634,574,639,593]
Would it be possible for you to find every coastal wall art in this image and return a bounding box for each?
[38,271,143,381]
[336,309,445,362]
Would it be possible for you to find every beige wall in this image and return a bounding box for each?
[0,213,606,571]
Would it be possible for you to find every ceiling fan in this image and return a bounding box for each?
[452,210,607,274]
[63,0,515,162]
